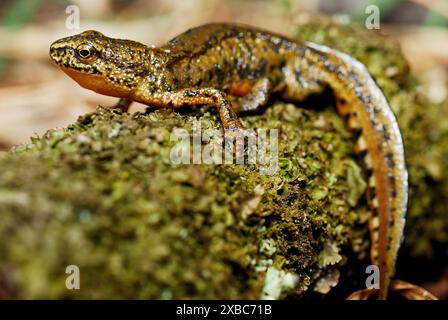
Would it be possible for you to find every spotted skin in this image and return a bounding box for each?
[49,23,408,299]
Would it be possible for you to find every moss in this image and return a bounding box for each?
[0,15,447,299]
[0,102,363,299]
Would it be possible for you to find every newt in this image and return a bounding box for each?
[49,23,409,299]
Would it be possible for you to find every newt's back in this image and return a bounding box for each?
[161,23,304,91]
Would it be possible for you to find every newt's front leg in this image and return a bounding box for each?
[113,98,132,112]
[133,87,244,130]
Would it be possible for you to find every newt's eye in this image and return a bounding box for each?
[76,44,96,60]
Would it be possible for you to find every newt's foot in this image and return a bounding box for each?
[346,280,439,300]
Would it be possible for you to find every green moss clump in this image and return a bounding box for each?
[0,102,364,299]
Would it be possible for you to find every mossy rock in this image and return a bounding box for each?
[0,16,447,299]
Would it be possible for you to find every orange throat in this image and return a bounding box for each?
[60,66,131,98]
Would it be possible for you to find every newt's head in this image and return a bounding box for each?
[50,30,150,97]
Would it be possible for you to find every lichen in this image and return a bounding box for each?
[261,267,300,299]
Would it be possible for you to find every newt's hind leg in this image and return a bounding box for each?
[231,78,272,113]
[280,62,326,102]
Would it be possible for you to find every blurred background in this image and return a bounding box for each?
[0,0,446,151]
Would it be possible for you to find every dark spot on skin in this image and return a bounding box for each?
[237,33,250,53]
[265,39,280,53]
[314,78,324,86]
[351,127,362,140]
[336,70,345,79]
[213,63,223,79]
[347,71,358,81]
[356,146,368,157]
[237,65,249,80]
[385,152,395,168]
[172,77,180,89]
[295,69,302,82]
[388,175,396,186]
[195,78,203,87]
[387,172,397,197]
[371,206,379,220]
[370,112,380,128]
[278,60,286,70]
[166,63,174,73]
[183,90,195,97]
[301,47,310,58]
[382,124,390,140]
[257,58,267,74]
[360,94,372,105]
[206,33,216,47]
[365,168,374,181]
[318,54,327,64]
[390,188,397,198]
[162,81,172,92]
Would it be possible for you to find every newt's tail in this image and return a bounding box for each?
[304,42,408,300]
